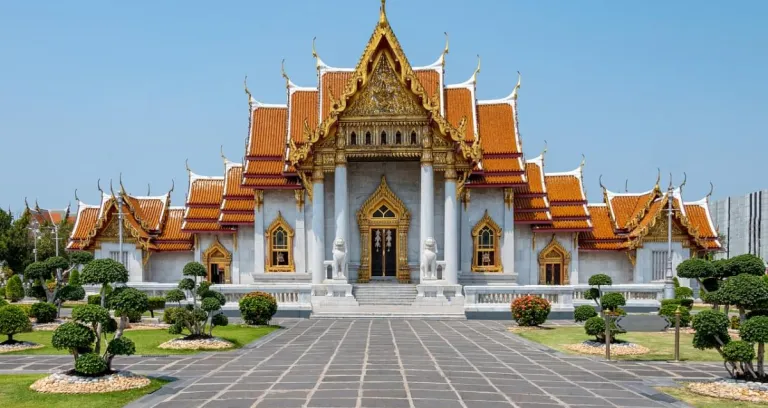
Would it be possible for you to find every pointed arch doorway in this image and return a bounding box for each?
[357,176,411,283]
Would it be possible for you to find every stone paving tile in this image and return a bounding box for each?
[0,319,726,407]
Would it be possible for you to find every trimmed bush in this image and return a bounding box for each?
[691,310,730,350]
[106,336,135,356]
[239,291,278,325]
[675,286,693,300]
[588,274,612,286]
[510,295,551,327]
[659,304,691,327]
[212,313,228,327]
[722,340,756,364]
[719,274,768,312]
[5,275,23,302]
[68,269,81,286]
[600,292,626,312]
[30,302,57,323]
[147,296,165,318]
[72,304,111,327]
[26,284,47,302]
[69,251,94,267]
[584,316,622,343]
[182,262,207,277]
[0,305,32,342]
[81,259,128,285]
[747,310,768,320]
[680,298,694,308]
[75,353,107,376]
[0,298,6,308]
[163,306,184,324]
[58,285,86,302]
[727,254,766,277]
[87,294,102,305]
[165,289,186,306]
[52,322,95,354]
[677,258,717,279]
[16,304,32,317]
[574,305,598,323]
[127,310,142,323]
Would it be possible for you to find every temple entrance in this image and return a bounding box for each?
[371,228,397,278]
[357,176,410,283]
[202,236,232,284]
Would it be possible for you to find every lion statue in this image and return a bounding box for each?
[332,238,346,280]
[421,237,438,280]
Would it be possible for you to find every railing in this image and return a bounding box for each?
[464,283,664,312]
[83,282,312,310]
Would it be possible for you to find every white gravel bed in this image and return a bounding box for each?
[687,380,768,403]
[157,337,234,350]
[563,341,650,356]
[30,371,150,394]
[0,342,44,353]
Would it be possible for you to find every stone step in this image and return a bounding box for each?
[310,313,466,320]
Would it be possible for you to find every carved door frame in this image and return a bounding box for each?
[357,176,410,283]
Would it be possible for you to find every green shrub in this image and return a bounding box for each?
[163,306,184,324]
[30,302,57,323]
[510,295,551,327]
[719,274,768,311]
[673,276,680,288]
[661,299,681,307]
[722,340,755,363]
[239,291,278,325]
[677,258,717,279]
[588,274,612,286]
[747,310,768,320]
[75,353,107,376]
[58,285,86,302]
[212,313,228,327]
[726,254,766,277]
[72,304,111,327]
[147,296,165,318]
[26,284,47,302]
[691,310,730,350]
[0,298,6,308]
[584,315,622,343]
[659,304,691,327]
[5,275,23,302]
[600,292,626,312]
[68,269,81,286]
[16,304,32,317]
[741,316,768,343]
[680,298,694,308]
[52,322,95,353]
[0,285,5,299]
[106,337,135,356]
[165,289,186,306]
[81,259,128,285]
[0,305,32,342]
[127,310,142,323]
[69,251,94,267]
[182,262,207,277]
[675,286,694,300]
[87,294,102,305]
[574,305,598,323]
[109,287,148,318]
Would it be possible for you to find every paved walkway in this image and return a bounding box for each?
[0,319,725,408]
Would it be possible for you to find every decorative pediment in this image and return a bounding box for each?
[342,55,427,120]
[357,175,410,222]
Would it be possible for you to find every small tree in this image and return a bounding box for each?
[719,274,768,324]
[147,296,165,318]
[165,289,185,306]
[30,302,57,323]
[79,259,128,354]
[581,274,625,343]
[5,275,23,302]
[584,274,612,312]
[166,262,227,338]
[0,305,32,344]
[741,316,768,377]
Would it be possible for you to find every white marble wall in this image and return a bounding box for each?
[635,242,689,283]
[578,251,633,284]
[95,243,143,282]
[251,190,307,277]
[514,231,577,285]
[237,226,256,284]
[147,252,193,283]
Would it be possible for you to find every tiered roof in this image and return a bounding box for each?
[67,181,192,252]
[26,200,74,226]
[579,178,721,251]
[181,168,234,233]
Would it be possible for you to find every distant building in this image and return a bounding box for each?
[709,190,768,260]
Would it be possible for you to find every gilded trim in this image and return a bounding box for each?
[538,235,571,285]
[266,211,295,272]
[471,210,502,272]
[202,236,232,283]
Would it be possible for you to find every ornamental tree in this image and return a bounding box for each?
[79,258,128,353]
[580,274,626,343]
[5,275,23,302]
[718,274,768,324]
[741,316,768,377]
[166,262,227,338]
[165,289,186,306]
[0,305,32,344]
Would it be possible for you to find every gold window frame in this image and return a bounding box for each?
[266,211,294,272]
[202,236,232,283]
[538,235,571,285]
[471,210,502,272]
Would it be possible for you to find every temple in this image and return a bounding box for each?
[66,2,720,317]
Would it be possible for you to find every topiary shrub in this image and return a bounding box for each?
[584,315,622,343]
[106,336,135,357]
[659,304,691,327]
[722,340,756,366]
[68,269,81,286]
[52,322,96,362]
[239,291,278,326]
[163,306,183,324]
[147,296,165,318]
[574,305,598,323]
[719,273,768,324]
[26,284,47,302]
[58,285,86,302]
[16,304,32,317]
[0,298,7,308]
[75,353,108,376]
[30,302,57,323]
[691,309,730,351]
[166,262,227,338]
[675,286,693,300]
[741,316,768,377]
[165,289,186,306]
[510,295,551,327]
[127,310,143,323]
[87,294,102,305]
[5,275,23,302]
[727,254,766,277]
[0,305,32,344]
[600,292,626,312]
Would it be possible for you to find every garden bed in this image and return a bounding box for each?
[30,371,150,394]
[686,380,768,404]
[0,341,44,353]
[158,336,234,350]
[563,340,650,356]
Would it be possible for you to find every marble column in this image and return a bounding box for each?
[501,188,515,274]
[253,190,265,275]
[311,170,326,285]
[443,170,458,284]
[334,164,348,280]
[420,137,435,272]
[294,190,306,274]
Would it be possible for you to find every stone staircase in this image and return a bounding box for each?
[310,283,466,320]
[352,283,417,305]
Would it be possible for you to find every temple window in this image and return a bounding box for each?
[350,132,357,145]
[365,131,372,145]
[471,211,502,272]
[373,204,396,218]
[538,236,571,285]
[380,131,387,145]
[395,131,402,144]
[410,131,417,145]
[266,212,294,272]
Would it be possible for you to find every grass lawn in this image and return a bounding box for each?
[4,325,278,356]
[0,374,168,408]
[658,386,768,407]
[515,326,722,361]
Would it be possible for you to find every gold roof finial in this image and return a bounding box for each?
[707,182,714,201]
[109,179,116,198]
[668,172,674,191]
[185,159,192,175]
[312,37,321,70]
[169,179,175,194]
[221,144,228,162]
[379,0,388,26]
[97,179,104,195]
[74,189,80,202]
[441,32,449,68]
[599,174,606,191]
[471,54,481,84]
[654,168,661,190]
[511,71,521,100]
[679,172,687,192]
[281,59,290,89]
[147,183,151,196]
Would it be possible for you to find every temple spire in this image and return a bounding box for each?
[511,71,521,100]
[441,32,449,69]
[379,0,388,26]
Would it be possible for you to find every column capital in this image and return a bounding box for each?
[312,167,324,182]
[503,188,514,209]
[254,190,264,211]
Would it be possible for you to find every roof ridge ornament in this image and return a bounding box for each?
[441,32,449,68]
[654,168,661,191]
[580,154,586,173]
[599,174,606,191]
[625,179,629,192]
[679,172,687,195]
[74,189,80,202]
[147,183,151,196]
[511,71,521,100]
[471,54,481,84]
[243,75,255,110]
[169,179,175,194]
[707,181,714,201]
[119,173,127,195]
[541,140,548,158]
[281,59,291,89]
[109,179,116,198]
[379,0,388,26]
[97,179,104,195]
[312,37,322,70]
[185,158,192,176]
[221,144,228,163]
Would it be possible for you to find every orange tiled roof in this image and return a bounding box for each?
[606,190,658,230]
[220,212,255,224]
[185,207,221,220]
[154,208,193,252]
[221,199,255,212]
[187,178,224,206]
[516,159,546,194]
[476,103,521,155]
[415,69,440,105]
[515,197,547,210]
[516,212,552,222]
[223,164,252,199]
[122,195,168,231]
[444,87,475,142]
[246,107,288,158]
[289,90,318,144]
[320,71,353,121]
[550,205,590,218]
[685,201,719,239]
[182,175,232,233]
[242,177,299,187]
[579,205,628,250]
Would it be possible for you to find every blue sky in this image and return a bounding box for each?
[1,0,766,214]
